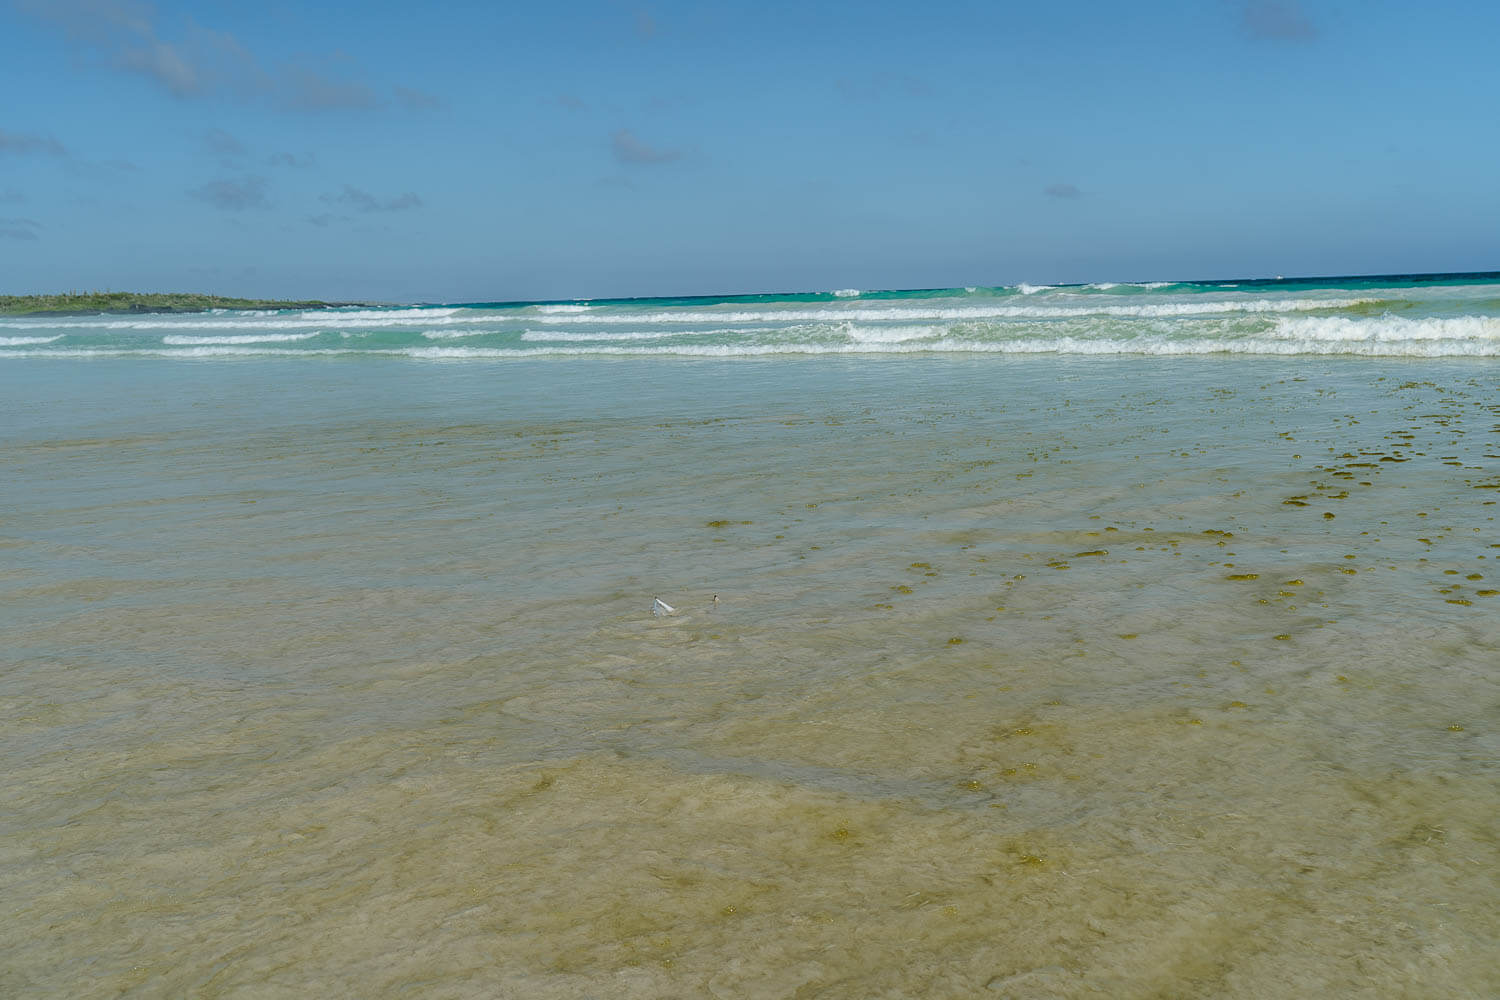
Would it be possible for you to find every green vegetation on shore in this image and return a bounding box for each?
[0,291,370,316]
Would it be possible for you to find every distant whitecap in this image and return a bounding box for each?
[163,332,321,345]
[0,335,64,346]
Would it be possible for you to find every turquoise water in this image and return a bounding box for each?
[4,271,1500,361]
[4,279,1500,996]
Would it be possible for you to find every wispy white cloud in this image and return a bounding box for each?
[62,157,139,179]
[17,0,417,111]
[199,127,246,159]
[611,129,680,165]
[281,64,380,111]
[189,175,269,210]
[394,86,445,111]
[268,151,316,169]
[116,33,205,95]
[0,128,67,156]
[17,0,259,97]
[836,73,934,102]
[0,217,43,240]
[320,184,422,212]
[1241,0,1318,41]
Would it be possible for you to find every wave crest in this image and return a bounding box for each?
[162,332,322,345]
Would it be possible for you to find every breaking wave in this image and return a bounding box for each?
[4,274,1499,360]
[162,332,322,345]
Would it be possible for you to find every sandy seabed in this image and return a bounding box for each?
[3,356,1498,997]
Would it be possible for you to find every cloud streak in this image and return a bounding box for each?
[62,157,139,179]
[281,65,380,111]
[0,129,67,156]
[200,127,246,159]
[1241,0,1318,41]
[17,0,417,112]
[17,0,257,98]
[611,129,681,165]
[320,184,423,212]
[394,86,445,111]
[189,175,269,211]
[268,151,316,169]
[0,217,43,240]
[836,73,934,102]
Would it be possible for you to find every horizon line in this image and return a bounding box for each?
[433,267,1500,310]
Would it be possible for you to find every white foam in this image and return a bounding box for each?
[303,307,460,321]
[0,315,490,331]
[518,327,771,342]
[831,288,861,298]
[162,332,322,345]
[394,315,1500,359]
[421,328,514,340]
[0,335,63,346]
[5,304,1498,361]
[519,330,689,343]
[0,296,1396,340]
[1017,283,1053,295]
[1,307,476,332]
[421,329,477,340]
[1269,314,1500,344]
[7,330,1500,361]
[0,346,373,359]
[841,324,943,344]
[2,320,180,329]
[522,297,1380,325]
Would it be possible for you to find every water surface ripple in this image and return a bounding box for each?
[2,356,1498,997]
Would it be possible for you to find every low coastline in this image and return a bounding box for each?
[0,291,378,317]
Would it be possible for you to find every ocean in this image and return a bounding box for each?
[4,273,1499,997]
[4,272,1500,361]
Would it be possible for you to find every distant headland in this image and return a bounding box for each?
[0,292,375,316]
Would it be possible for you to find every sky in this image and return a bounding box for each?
[1,0,1497,302]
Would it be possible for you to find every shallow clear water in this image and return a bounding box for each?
[3,355,1498,997]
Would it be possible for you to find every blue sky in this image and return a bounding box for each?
[1,0,1497,302]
